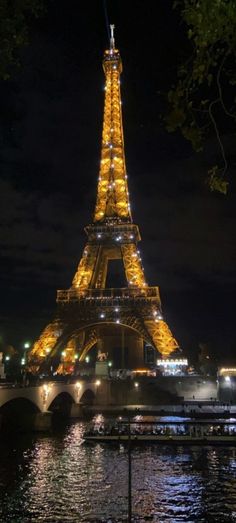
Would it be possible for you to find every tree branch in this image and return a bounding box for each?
[217,51,236,120]
[208,97,228,176]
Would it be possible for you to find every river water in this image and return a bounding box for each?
[1,420,236,522]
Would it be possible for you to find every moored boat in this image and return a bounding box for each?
[84,418,236,445]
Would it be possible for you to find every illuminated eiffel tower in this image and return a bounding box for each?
[29,26,179,373]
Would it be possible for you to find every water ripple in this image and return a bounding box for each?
[0,423,236,521]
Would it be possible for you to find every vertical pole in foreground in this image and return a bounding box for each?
[128,417,132,522]
[121,328,125,369]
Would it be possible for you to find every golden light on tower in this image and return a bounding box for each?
[94,30,130,222]
[28,25,179,373]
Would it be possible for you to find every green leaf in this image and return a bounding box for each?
[207,167,229,194]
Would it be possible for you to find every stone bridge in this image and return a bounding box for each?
[0,380,99,430]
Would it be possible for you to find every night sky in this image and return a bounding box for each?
[1,1,236,363]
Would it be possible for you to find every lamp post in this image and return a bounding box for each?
[61,351,66,374]
[22,342,30,368]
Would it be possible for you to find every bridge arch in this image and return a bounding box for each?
[48,391,75,416]
[79,388,95,405]
[42,382,97,412]
[0,397,40,430]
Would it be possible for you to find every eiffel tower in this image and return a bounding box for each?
[28,26,179,373]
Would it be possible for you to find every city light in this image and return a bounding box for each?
[85,356,90,363]
[41,383,53,408]
[24,342,30,349]
[157,358,188,366]
[219,368,236,376]
[95,380,101,386]
[74,381,81,396]
[134,382,139,388]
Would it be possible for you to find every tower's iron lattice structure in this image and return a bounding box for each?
[29,28,179,373]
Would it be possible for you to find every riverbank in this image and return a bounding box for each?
[83,402,236,418]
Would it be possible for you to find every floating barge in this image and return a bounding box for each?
[84,418,236,445]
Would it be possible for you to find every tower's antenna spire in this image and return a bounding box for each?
[110,24,115,50]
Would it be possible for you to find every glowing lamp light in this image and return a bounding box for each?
[116,319,120,324]
[74,354,79,360]
[157,358,188,366]
[61,351,66,357]
[108,361,112,367]
[43,384,49,395]
[5,356,10,361]
[219,368,236,376]
[85,356,90,363]
[41,383,53,408]
[134,382,139,388]
[100,313,105,319]
[24,342,30,349]
[95,380,101,386]
[21,358,26,365]
[225,376,231,383]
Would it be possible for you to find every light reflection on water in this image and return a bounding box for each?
[0,422,236,522]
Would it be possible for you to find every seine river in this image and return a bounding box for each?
[1,420,236,522]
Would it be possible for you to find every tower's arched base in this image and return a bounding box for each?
[87,323,145,369]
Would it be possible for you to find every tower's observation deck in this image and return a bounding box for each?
[28,27,179,373]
